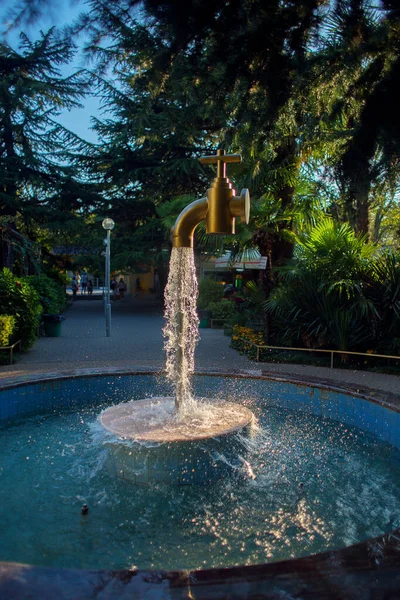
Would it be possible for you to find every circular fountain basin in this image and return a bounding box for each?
[101,397,254,484]
[2,370,400,598]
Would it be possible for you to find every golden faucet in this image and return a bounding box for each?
[172,149,250,248]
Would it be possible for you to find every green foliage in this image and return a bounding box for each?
[242,281,266,327]
[4,1,400,300]
[0,29,90,214]
[367,251,400,354]
[0,268,42,350]
[24,274,66,314]
[0,315,16,346]
[197,278,224,309]
[266,221,400,354]
[0,28,96,276]
[294,219,377,282]
[206,300,237,323]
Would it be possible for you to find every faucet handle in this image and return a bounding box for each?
[200,149,241,178]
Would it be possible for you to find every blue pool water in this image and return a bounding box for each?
[1,374,400,571]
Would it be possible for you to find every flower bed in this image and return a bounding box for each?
[230,325,265,360]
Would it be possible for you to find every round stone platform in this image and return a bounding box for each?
[100,396,254,442]
[100,397,254,485]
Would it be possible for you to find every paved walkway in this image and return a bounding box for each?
[0,296,399,399]
[0,296,258,375]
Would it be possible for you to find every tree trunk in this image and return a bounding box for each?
[354,177,370,237]
[2,104,18,216]
[345,165,371,238]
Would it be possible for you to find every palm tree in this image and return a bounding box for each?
[301,0,400,236]
[265,218,379,351]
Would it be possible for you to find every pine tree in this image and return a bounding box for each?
[0,27,98,271]
[0,28,90,217]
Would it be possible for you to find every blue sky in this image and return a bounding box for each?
[1,0,101,143]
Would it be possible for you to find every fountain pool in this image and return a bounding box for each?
[1,370,400,583]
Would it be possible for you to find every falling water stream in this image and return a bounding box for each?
[163,247,200,418]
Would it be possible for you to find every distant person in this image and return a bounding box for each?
[224,284,245,309]
[110,277,118,300]
[154,269,161,297]
[135,277,141,295]
[118,278,127,300]
[71,276,78,300]
[81,273,88,295]
[223,284,235,299]
[87,280,93,296]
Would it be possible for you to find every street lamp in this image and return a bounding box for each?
[102,218,115,337]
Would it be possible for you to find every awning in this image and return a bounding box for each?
[214,251,267,270]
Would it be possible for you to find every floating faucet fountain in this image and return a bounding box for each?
[101,149,254,484]
[166,148,251,414]
[171,148,250,249]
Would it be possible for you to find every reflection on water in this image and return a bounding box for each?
[1,399,400,571]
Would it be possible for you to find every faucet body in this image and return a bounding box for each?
[172,149,250,248]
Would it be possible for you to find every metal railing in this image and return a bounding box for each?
[216,323,400,368]
[0,340,21,365]
[210,318,225,328]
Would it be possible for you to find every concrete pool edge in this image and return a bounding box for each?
[1,526,400,598]
[1,366,400,598]
[0,365,399,411]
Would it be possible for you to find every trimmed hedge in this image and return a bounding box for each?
[207,299,237,322]
[0,315,16,346]
[197,278,224,309]
[25,274,67,314]
[0,268,42,350]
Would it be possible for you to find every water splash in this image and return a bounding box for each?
[163,247,200,417]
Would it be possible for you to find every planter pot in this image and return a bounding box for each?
[42,314,65,338]
[197,309,211,329]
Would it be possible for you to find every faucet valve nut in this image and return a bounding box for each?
[230,188,250,224]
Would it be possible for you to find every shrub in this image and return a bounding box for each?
[0,315,16,346]
[24,274,67,314]
[197,278,224,309]
[265,220,379,351]
[0,268,42,350]
[207,299,237,322]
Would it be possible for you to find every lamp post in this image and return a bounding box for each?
[102,218,115,337]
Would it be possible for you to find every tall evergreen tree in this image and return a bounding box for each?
[0,28,100,271]
[0,28,89,216]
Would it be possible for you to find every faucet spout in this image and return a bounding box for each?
[172,197,208,248]
[171,149,250,248]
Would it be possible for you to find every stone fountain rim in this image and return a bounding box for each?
[0,366,399,410]
[1,367,400,597]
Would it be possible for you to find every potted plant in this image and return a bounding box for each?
[42,314,65,337]
[25,274,67,337]
[197,278,225,328]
